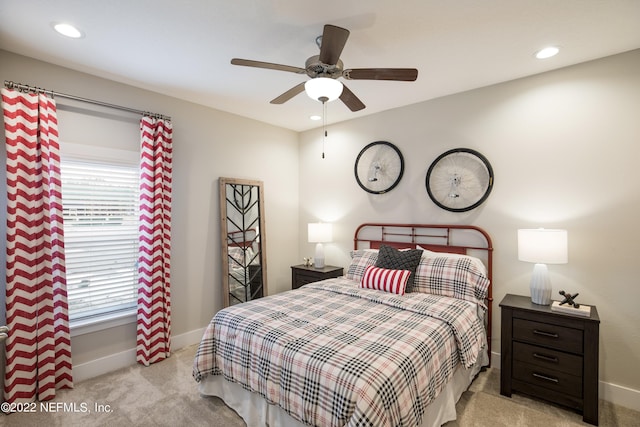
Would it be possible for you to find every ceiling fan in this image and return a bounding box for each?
[231,24,418,112]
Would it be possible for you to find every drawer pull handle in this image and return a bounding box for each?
[533,353,559,363]
[532,373,559,383]
[533,329,559,338]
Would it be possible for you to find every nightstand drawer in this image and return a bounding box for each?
[513,360,582,398]
[291,265,344,290]
[513,341,583,377]
[513,318,583,354]
[296,272,323,286]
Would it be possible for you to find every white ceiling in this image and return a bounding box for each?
[1,0,639,132]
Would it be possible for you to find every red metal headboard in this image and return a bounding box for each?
[354,223,494,363]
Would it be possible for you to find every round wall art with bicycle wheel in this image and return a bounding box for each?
[354,141,405,194]
[425,148,494,212]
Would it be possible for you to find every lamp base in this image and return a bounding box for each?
[314,243,325,269]
[530,263,552,305]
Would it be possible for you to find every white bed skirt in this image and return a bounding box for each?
[198,348,488,427]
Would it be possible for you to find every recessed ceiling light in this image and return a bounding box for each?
[52,22,84,39]
[310,115,322,121]
[535,46,559,59]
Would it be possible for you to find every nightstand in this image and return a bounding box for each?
[291,264,343,290]
[500,294,600,425]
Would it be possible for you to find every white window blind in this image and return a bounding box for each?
[61,159,139,322]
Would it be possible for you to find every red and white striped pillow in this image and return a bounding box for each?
[360,265,411,295]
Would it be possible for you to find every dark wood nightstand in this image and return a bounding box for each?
[291,264,343,289]
[500,294,600,425]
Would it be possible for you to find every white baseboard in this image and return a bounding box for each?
[490,351,640,413]
[601,381,640,412]
[171,327,206,350]
[490,350,500,370]
[72,327,206,383]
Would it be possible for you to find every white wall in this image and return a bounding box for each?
[0,49,299,372]
[298,49,640,409]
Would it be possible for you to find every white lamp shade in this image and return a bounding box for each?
[518,229,568,264]
[305,78,343,102]
[308,223,332,269]
[308,223,333,243]
[518,228,567,305]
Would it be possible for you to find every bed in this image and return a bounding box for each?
[194,223,493,426]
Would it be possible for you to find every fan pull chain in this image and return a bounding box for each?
[322,100,327,159]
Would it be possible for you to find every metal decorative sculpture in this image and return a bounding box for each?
[558,290,580,309]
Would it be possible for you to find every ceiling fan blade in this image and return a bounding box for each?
[318,25,350,65]
[270,82,306,104]
[339,84,365,112]
[343,68,418,81]
[231,58,306,74]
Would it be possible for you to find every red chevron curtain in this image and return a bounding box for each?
[136,117,172,366]
[1,88,73,403]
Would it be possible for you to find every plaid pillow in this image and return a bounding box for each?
[413,255,490,307]
[345,249,378,281]
[360,265,411,295]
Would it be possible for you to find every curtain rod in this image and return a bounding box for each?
[3,80,171,121]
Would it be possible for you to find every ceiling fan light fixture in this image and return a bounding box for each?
[305,78,343,103]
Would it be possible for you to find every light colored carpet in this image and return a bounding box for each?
[1,344,638,426]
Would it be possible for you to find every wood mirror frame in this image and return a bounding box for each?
[219,177,268,307]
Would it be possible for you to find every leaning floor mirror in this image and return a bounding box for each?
[219,177,268,307]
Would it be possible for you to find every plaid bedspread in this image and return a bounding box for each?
[193,278,486,427]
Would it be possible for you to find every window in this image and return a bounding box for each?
[61,156,139,323]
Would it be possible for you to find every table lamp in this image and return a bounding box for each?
[308,223,332,268]
[518,228,568,305]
